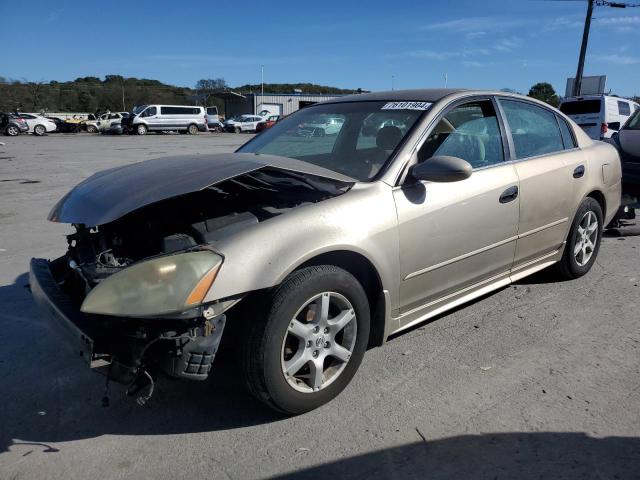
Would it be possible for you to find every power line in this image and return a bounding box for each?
[573,0,640,96]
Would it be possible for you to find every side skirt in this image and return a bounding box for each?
[385,246,564,340]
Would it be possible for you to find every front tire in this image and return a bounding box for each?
[86,125,98,134]
[241,265,370,414]
[555,197,603,279]
[136,124,148,135]
[6,125,20,136]
[34,124,46,136]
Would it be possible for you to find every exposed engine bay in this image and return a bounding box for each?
[43,167,351,403]
[64,167,350,299]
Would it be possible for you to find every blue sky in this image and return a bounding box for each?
[1,0,638,96]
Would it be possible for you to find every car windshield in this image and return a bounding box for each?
[132,105,147,115]
[625,110,640,130]
[238,101,428,181]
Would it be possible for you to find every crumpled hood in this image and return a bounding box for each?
[48,152,355,226]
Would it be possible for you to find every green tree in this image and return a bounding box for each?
[528,82,559,107]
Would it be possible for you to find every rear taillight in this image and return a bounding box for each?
[601,122,608,135]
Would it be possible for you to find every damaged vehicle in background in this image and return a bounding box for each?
[31,89,621,414]
[605,107,640,224]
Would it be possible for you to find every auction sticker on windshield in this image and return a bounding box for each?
[381,101,432,111]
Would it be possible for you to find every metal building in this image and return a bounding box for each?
[219,92,346,118]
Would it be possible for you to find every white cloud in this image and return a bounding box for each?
[597,15,640,25]
[422,16,529,33]
[590,53,640,65]
[461,61,492,68]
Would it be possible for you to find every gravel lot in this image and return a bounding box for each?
[1,133,639,480]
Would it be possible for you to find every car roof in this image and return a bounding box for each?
[328,88,470,104]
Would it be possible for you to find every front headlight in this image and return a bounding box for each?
[81,251,223,317]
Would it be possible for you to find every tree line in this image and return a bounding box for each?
[2,76,636,114]
[0,75,360,114]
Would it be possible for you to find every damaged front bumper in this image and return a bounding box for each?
[29,257,226,388]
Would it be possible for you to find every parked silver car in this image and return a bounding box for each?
[30,89,621,413]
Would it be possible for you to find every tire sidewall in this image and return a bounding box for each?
[188,124,198,135]
[136,124,147,135]
[564,197,603,277]
[34,125,45,136]
[260,267,370,413]
[7,126,19,136]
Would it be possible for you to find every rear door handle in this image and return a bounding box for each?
[499,186,519,204]
[573,165,585,178]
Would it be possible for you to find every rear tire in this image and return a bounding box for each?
[34,124,46,136]
[554,197,603,279]
[187,124,198,135]
[241,266,370,414]
[86,125,98,134]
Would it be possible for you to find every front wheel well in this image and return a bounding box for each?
[298,251,386,348]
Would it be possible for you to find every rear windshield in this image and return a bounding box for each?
[559,100,601,115]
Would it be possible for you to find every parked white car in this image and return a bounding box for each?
[85,112,129,133]
[224,115,264,133]
[559,95,640,140]
[16,113,57,136]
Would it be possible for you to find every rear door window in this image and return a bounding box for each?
[499,100,564,159]
[557,116,577,149]
[618,101,631,116]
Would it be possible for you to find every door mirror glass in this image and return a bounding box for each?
[608,121,621,131]
[411,155,472,183]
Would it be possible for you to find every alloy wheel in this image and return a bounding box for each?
[574,210,598,267]
[281,292,357,393]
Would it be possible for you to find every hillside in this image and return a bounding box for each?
[0,76,359,113]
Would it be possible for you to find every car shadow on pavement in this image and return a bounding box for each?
[0,273,283,454]
[270,432,640,479]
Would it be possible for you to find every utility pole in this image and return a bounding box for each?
[261,65,264,105]
[572,0,635,97]
[573,0,594,96]
[391,75,395,91]
[121,79,126,111]
[444,72,448,88]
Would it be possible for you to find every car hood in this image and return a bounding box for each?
[48,152,355,226]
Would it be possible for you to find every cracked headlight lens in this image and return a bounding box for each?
[81,251,222,317]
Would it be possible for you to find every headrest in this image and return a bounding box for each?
[376,126,403,150]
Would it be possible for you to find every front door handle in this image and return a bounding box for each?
[499,186,519,204]
[573,165,585,178]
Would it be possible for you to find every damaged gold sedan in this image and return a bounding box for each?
[30,89,621,413]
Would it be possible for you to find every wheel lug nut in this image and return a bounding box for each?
[312,350,319,357]
[324,327,329,334]
[324,342,330,349]
[306,340,312,348]
[313,326,319,333]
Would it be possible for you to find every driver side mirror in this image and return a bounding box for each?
[608,122,621,131]
[411,155,473,183]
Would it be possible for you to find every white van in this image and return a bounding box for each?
[559,95,640,140]
[205,106,222,129]
[125,105,207,135]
